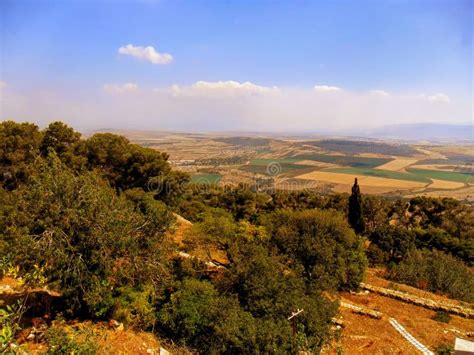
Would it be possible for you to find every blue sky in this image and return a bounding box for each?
[0,0,472,131]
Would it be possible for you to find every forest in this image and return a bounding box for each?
[1,121,473,353]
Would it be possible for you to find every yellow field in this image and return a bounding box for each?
[295,160,340,168]
[375,157,418,171]
[413,164,472,172]
[330,184,413,194]
[297,171,427,189]
[428,179,465,190]
[406,185,474,200]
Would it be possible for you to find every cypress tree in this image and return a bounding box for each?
[348,178,364,234]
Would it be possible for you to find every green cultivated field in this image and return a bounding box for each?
[324,167,430,183]
[250,158,304,165]
[407,168,474,183]
[289,154,391,168]
[191,173,222,184]
[304,139,417,156]
[240,159,310,175]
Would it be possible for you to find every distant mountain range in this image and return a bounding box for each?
[355,123,474,142]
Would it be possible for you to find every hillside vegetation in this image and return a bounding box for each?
[1,120,473,354]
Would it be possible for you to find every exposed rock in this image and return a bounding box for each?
[360,283,474,318]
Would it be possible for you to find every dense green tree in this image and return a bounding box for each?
[41,121,87,171]
[413,226,474,266]
[388,249,474,302]
[151,170,190,206]
[348,178,364,234]
[84,133,172,192]
[40,121,82,162]
[362,195,390,234]
[186,208,238,258]
[368,225,416,264]
[2,155,174,317]
[158,278,257,353]
[0,121,42,189]
[264,209,367,291]
[219,239,338,352]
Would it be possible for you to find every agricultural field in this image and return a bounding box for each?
[375,157,419,171]
[296,170,428,195]
[117,131,474,201]
[190,173,222,185]
[288,153,392,168]
[406,168,474,183]
[324,167,430,183]
[304,139,417,156]
[239,158,311,175]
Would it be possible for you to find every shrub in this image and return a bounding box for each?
[112,285,157,329]
[264,209,367,291]
[432,311,451,324]
[388,250,474,302]
[45,324,98,354]
[368,225,416,263]
[435,343,454,355]
[158,278,257,353]
[2,155,174,317]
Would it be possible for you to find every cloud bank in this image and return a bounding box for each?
[0,80,467,132]
[426,93,451,103]
[314,85,341,92]
[103,83,139,93]
[165,81,280,97]
[118,44,173,65]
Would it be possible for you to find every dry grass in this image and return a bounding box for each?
[428,179,466,190]
[324,269,474,354]
[324,307,417,354]
[406,185,474,202]
[23,320,185,355]
[294,160,340,168]
[296,171,427,189]
[375,157,419,171]
[330,183,411,195]
[413,164,473,172]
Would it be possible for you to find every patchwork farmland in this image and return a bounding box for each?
[119,131,474,201]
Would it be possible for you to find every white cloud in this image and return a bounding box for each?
[369,89,390,97]
[2,83,468,132]
[164,80,279,97]
[314,85,341,92]
[426,93,451,103]
[103,83,139,94]
[0,81,6,89]
[118,44,173,65]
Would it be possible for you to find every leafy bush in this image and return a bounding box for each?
[45,324,98,354]
[0,303,24,353]
[368,226,416,264]
[388,250,474,302]
[432,310,451,324]
[112,285,157,329]
[158,278,257,353]
[2,155,174,317]
[435,343,454,355]
[0,121,43,189]
[264,209,367,291]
